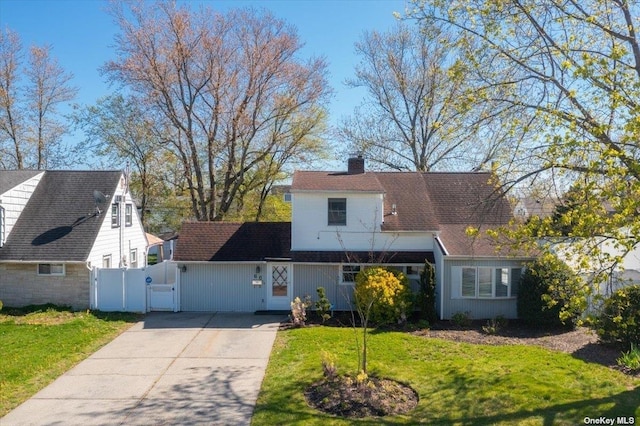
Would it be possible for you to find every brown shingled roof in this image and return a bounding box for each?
[423,172,511,225]
[291,170,385,192]
[376,172,438,231]
[174,222,292,262]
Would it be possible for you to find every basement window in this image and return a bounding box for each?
[37,263,65,276]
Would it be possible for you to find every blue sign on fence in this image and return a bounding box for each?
[145,276,152,284]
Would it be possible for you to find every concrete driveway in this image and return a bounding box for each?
[1,312,285,426]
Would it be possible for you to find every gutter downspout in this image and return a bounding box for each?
[435,235,448,321]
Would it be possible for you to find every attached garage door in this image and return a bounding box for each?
[179,263,266,312]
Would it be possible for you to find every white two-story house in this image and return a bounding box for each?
[174,156,532,319]
[0,170,148,309]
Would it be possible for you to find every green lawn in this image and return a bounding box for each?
[253,326,640,425]
[0,305,139,416]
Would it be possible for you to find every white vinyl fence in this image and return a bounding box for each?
[91,261,179,312]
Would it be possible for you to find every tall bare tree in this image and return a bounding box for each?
[0,28,76,170]
[71,94,169,226]
[337,22,519,172]
[104,1,331,221]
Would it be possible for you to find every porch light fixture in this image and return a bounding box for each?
[391,204,398,215]
[180,265,187,273]
[255,265,261,274]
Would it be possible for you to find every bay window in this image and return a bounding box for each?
[455,266,521,298]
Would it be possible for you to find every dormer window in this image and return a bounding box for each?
[328,198,347,226]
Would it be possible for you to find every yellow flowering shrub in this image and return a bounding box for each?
[354,267,411,325]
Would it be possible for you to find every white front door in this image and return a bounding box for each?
[267,263,292,310]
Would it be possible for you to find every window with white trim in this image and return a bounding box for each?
[125,204,133,227]
[328,198,347,226]
[130,248,138,268]
[455,267,521,299]
[103,255,112,268]
[38,263,65,276]
[111,204,120,228]
[341,264,361,284]
[0,205,4,247]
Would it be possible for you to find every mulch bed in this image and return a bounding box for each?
[305,375,418,418]
[413,320,631,374]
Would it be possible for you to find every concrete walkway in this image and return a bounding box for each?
[2,312,285,426]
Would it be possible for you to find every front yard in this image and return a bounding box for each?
[253,325,640,425]
[0,305,139,416]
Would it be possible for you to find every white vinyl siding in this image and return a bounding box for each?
[0,172,44,242]
[87,180,147,270]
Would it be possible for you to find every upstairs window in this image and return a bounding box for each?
[111,204,120,228]
[125,204,133,227]
[328,198,347,226]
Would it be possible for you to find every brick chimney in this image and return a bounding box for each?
[347,154,365,175]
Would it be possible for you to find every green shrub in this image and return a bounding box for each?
[617,343,640,371]
[597,285,640,348]
[354,266,412,325]
[451,311,471,328]
[517,254,588,328]
[483,315,508,335]
[315,287,332,323]
[418,261,438,323]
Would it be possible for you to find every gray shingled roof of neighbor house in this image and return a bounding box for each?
[0,170,42,194]
[0,170,122,262]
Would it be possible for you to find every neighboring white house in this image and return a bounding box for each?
[0,170,148,309]
[173,156,533,319]
[552,235,640,297]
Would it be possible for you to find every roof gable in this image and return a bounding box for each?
[0,170,123,262]
[0,170,42,194]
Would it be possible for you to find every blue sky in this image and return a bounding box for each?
[0,0,408,166]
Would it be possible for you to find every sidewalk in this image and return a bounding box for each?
[1,312,285,426]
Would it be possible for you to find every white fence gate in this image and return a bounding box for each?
[91,261,179,313]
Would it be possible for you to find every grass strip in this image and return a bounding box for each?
[253,326,640,425]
